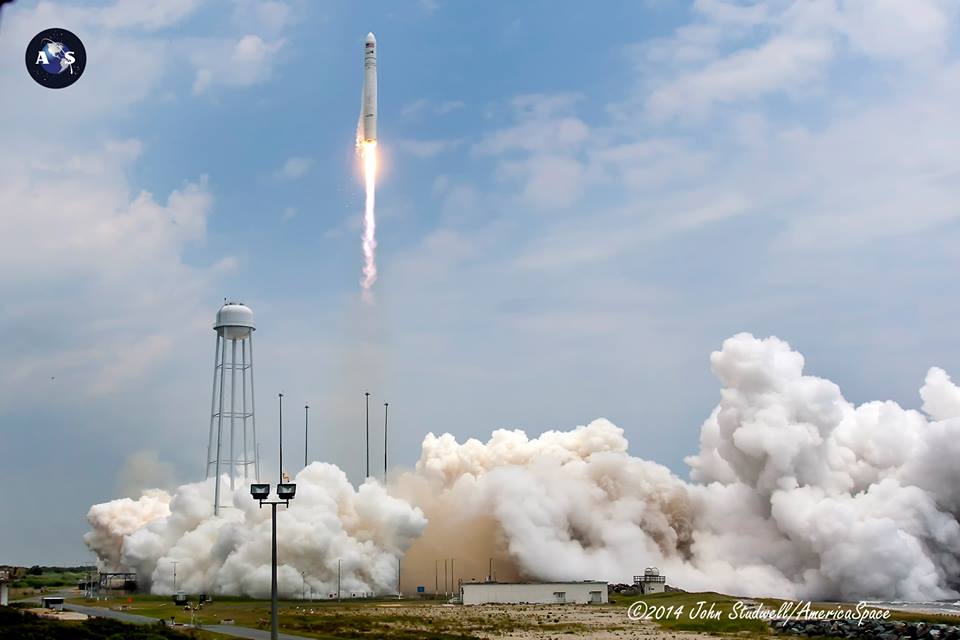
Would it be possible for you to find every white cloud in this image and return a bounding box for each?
[192,35,285,95]
[640,0,957,121]
[0,139,219,403]
[274,157,314,180]
[841,0,954,60]
[231,0,293,36]
[94,0,204,31]
[646,34,834,120]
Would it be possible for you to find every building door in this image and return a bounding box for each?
[590,591,601,604]
[553,591,566,603]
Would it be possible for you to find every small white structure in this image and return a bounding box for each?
[460,581,608,605]
[634,567,666,594]
[41,596,65,611]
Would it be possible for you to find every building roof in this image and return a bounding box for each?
[462,581,607,586]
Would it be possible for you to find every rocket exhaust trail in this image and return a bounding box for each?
[361,141,377,293]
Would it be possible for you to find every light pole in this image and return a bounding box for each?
[337,559,341,603]
[304,404,309,469]
[364,392,370,478]
[278,393,284,483]
[250,482,296,640]
[383,402,389,480]
[170,561,178,594]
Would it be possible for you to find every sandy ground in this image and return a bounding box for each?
[24,607,89,621]
[322,602,746,639]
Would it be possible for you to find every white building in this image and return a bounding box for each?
[634,567,666,594]
[460,581,608,605]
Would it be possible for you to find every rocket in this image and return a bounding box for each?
[361,32,377,144]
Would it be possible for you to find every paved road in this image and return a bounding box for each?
[61,601,308,640]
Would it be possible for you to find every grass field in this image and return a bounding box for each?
[10,570,86,590]
[58,589,960,639]
[67,594,629,639]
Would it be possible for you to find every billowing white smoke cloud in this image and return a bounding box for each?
[87,333,960,600]
[85,464,426,598]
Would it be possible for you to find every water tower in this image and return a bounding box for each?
[205,301,260,514]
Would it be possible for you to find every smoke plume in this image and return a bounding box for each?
[86,333,960,600]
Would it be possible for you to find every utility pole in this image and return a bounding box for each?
[489,557,493,582]
[383,402,389,479]
[444,559,448,596]
[278,393,284,484]
[304,404,309,468]
[170,561,179,594]
[337,559,342,603]
[364,392,370,478]
[435,559,438,596]
[396,556,401,599]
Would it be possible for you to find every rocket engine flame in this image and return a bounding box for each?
[360,141,378,294]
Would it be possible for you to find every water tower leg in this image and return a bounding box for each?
[249,333,259,482]
[214,337,228,515]
[242,339,249,482]
[230,338,238,491]
[206,335,221,478]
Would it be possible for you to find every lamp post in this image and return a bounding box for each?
[278,393,284,484]
[364,392,370,478]
[170,561,178,594]
[304,404,309,469]
[250,481,297,640]
[383,402,389,479]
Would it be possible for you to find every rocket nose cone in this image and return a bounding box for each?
[366,32,376,44]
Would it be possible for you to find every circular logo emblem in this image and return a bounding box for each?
[25,28,86,89]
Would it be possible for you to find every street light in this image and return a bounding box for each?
[250,482,296,640]
[364,392,370,478]
[276,483,296,500]
[304,404,309,469]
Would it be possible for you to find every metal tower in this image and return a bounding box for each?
[205,301,259,514]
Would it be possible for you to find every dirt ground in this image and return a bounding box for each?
[295,602,749,639]
[22,607,89,622]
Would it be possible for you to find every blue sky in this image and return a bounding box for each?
[2,0,960,564]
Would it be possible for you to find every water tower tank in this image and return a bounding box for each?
[214,302,255,340]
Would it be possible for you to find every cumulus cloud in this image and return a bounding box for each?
[192,35,285,95]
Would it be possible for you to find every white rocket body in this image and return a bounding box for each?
[361,32,377,143]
